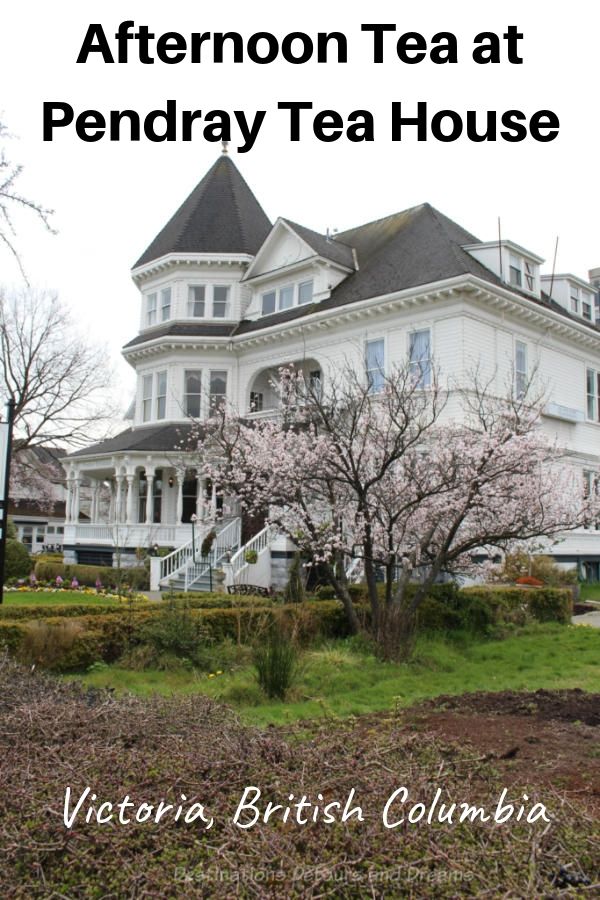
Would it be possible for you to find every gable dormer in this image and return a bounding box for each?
[463,240,544,298]
[242,218,356,319]
[541,273,597,323]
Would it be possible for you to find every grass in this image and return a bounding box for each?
[580,582,600,602]
[73,623,600,727]
[2,590,122,607]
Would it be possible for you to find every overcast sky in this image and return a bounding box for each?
[1,1,598,409]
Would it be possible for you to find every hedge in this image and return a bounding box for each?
[4,541,31,580]
[0,601,352,671]
[0,603,148,621]
[461,586,572,625]
[34,561,149,590]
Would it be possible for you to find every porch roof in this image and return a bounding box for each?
[67,423,201,459]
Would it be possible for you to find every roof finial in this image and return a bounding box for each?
[222,140,229,155]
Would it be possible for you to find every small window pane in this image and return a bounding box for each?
[142,374,153,422]
[279,285,294,310]
[213,285,229,318]
[209,370,227,415]
[156,371,167,420]
[262,291,276,315]
[409,329,431,388]
[250,391,263,412]
[515,341,527,397]
[184,370,202,418]
[188,285,205,317]
[298,281,314,305]
[160,288,171,321]
[146,293,157,326]
[365,339,385,392]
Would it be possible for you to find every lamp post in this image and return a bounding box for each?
[191,514,197,563]
[0,399,16,605]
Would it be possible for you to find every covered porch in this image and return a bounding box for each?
[62,451,233,566]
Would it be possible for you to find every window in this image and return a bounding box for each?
[595,295,600,324]
[250,390,263,412]
[213,285,229,318]
[184,370,202,418]
[586,368,600,422]
[146,293,157,326]
[279,285,294,310]
[524,261,535,292]
[156,371,167,420]
[365,339,385,393]
[583,301,592,321]
[509,254,522,287]
[309,369,322,398]
[298,280,314,305]
[188,285,206,317]
[142,374,153,422]
[261,291,276,315]
[583,471,600,530]
[571,286,580,314]
[409,329,432,388]
[160,288,171,321]
[515,340,528,398]
[209,370,227,415]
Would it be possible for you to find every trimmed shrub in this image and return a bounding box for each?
[4,540,31,580]
[416,598,462,632]
[0,603,145,621]
[461,586,571,625]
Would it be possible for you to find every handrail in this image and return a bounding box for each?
[229,524,273,581]
[159,517,241,586]
[184,517,242,591]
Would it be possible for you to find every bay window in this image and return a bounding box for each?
[142,375,153,422]
[184,370,202,418]
[213,286,230,317]
[160,288,171,321]
[209,370,227,414]
[188,285,206,317]
[409,329,431,388]
[146,293,157,326]
[156,371,167,420]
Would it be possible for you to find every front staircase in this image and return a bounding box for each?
[153,518,242,592]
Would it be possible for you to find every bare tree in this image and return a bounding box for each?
[0,288,115,450]
[0,121,54,279]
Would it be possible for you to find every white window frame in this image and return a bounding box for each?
[586,368,600,422]
[188,284,207,318]
[515,340,528,398]
[156,371,167,420]
[212,285,230,318]
[571,285,580,314]
[365,338,385,393]
[261,290,276,316]
[298,280,314,305]
[142,374,153,423]
[184,370,202,419]
[160,288,171,322]
[146,292,157,327]
[409,328,432,388]
[278,284,294,311]
[208,370,228,416]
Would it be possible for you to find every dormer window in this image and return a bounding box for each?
[260,279,315,316]
[571,286,580,314]
[583,300,592,321]
[509,254,522,288]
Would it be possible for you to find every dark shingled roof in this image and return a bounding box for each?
[279,219,356,270]
[68,424,200,458]
[124,321,236,349]
[134,155,271,268]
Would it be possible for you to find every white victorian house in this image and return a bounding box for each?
[64,150,600,590]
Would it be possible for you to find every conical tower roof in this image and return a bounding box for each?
[134,154,271,268]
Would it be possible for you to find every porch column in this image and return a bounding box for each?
[196,474,205,520]
[64,478,73,524]
[145,468,155,525]
[91,482,101,523]
[210,481,217,519]
[72,477,81,523]
[108,481,116,523]
[176,472,184,524]
[125,474,135,525]
[115,475,124,523]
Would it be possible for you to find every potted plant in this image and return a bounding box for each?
[244,548,258,565]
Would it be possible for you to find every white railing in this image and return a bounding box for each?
[66,523,196,546]
[227,524,273,585]
[160,517,242,589]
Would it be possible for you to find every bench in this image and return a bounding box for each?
[227,584,272,597]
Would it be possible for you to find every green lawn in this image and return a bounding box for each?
[2,590,122,607]
[73,623,600,727]
[580,582,600,602]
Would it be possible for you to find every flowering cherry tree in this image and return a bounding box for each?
[201,364,596,657]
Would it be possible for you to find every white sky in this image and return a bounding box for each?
[1,1,598,410]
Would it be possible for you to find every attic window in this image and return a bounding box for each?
[509,254,522,288]
[508,254,537,294]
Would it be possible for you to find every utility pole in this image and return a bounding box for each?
[0,399,16,605]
